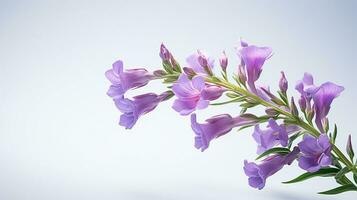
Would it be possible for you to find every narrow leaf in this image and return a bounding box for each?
[256,147,291,160]
[318,184,357,195]
[335,167,351,180]
[283,168,340,184]
[332,124,337,144]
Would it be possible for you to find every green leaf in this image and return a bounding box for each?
[318,184,357,195]
[210,97,245,106]
[162,61,173,74]
[240,107,247,114]
[287,131,303,149]
[255,147,291,160]
[335,167,351,181]
[240,102,258,108]
[225,92,240,98]
[237,124,254,132]
[283,168,340,184]
[331,124,337,144]
[353,174,357,185]
[277,91,289,106]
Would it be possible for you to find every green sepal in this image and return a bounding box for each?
[162,61,173,74]
[287,131,303,149]
[255,147,291,160]
[277,90,289,106]
[318,184,357,195]
[283,168,340,184]
[240,102,258,108]
[225,92,240,98]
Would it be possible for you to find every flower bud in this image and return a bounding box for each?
[290,97,299,117]
[322,118,329,133]
[279,71,288,94]
[170,56,181,73]
[307,108,315,122]
[153,69,167,77]
[197,50,208,67]
[298,96,306,112]
[265,108,278,116]
[159,43,171,61]
[219,51,228,72]
[238,64,247,84]
[183,67,196,79]
[346,134,355,161]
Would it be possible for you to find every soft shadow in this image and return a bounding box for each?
[270,190,321,200]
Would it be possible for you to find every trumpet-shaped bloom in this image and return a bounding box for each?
[172,74,223,115]
[253,119,299,154]
[295,73,319,112]
[238,43,272,93]
[298,134,332,172]
[244,147,300,189]
[191,113,256,151]
[114,92,170,129]
[313,82,344,132]
[105,60,154,98]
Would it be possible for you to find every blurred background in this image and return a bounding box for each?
[0,0,356,199]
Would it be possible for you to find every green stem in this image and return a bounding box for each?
[160,73,357,176]
[206,77,357,176]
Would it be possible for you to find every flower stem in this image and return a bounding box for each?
[206,76,357,177]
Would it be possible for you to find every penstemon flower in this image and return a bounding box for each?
[244,147,300,190]
[105,60,155,98]
[298,134,332,172]
[114,91,172,129]
[106,41,357,195]
[252,119,299,154]
[191,113,256,151]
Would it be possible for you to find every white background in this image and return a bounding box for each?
[0,0,356,199]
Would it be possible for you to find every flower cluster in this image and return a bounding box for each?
[105,41,357,194]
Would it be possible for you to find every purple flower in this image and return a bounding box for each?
[238,42,272,93]
[244,147,300,189]
[313,82,344,132]
[172,74,208,115]
[105,60,154,98]
[253,119,299,154]
[114,92,170,129]
[191,113,256,151]
[201,84,224,101]
[186,51,214,75]
[172,74,223,115]
[295,73,319,98]
[298,134,332,172]
[295,73,319,112]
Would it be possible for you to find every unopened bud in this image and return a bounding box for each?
[238,65,247,84]
[159,43,171,61]
[219,51,228,72]
[298,97,306,112]
[197,50,208,67]
[183,67,196,79]
[279,71,288,94]
[153,69,167,77]
[290,97,299,117]
[346,134,355,161]
[265,108,278,116]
